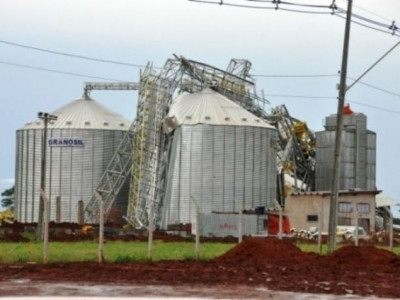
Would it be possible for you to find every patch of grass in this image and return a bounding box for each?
[21,232,36,242]
[296,242,331,255]
[0,241,235,264]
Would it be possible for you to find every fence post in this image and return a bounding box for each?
[147,201,154,261]
[384,207,393,251]
[40,189,49,264]
[56,196,61,223]
[95,191,104,264]
[77,200,84,225]
[238,210,243,244]
[273,199,283,240]
[313,201,322,254]
[191,196,200,260]
[354,213,359,247]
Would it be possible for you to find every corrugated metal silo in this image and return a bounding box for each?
[14,95,130,223]
[315,111,376,191]
[161,88,277,228]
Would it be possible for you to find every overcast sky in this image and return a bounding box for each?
[1,0,399,214]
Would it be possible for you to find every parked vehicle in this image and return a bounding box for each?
[336,226,369,241]
[307,226,369,242]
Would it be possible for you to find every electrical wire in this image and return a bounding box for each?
[252,73,338,78]
[0,60,126,82]
[352,12,390,29]
[190,0,332,13]
[0,39,149,69]
[266,94,336,99]
[2,59,400,116]
[0,38,342,79]
[338,0,393,23]
[347,77,400,99]
[189,0,400,36]
[188,0,276,9]
[335,13,400,37]
[278,7,333,15]
[348,99,400,115]
[2,51,399,100]
[247,0,333,10]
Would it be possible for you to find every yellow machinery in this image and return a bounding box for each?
[0,209,14,226]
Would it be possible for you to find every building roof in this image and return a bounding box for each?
[163,88,274,133]
[376,194,398,207]
[21,95,130,131]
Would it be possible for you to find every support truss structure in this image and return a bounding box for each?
[268,105,316,191]
[84,55,316,226]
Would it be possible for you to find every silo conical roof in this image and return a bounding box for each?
[164,88,274,133]
[21,95,130,130]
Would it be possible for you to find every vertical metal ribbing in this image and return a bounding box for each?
[233,127,236,212]
[200,125,204,211]
[59,133,63,221]
[189,126,193,222]
[252,128,255,208]
[14,131,20,221]
[178,129,183,223]
[258,129,262,206]
[69,144,73,222]
[242,127,246,210]
[29,130,33,222]
[48,128,53,219]
[222,127,225,211]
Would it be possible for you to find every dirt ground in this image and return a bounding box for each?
[0,237,399,299]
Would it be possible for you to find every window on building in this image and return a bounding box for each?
[307,215,318,222]
[338,217,351,226]
[338,202,352,213]
[357,203,370,214]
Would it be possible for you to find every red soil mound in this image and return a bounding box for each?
[216,237,314,265]
[327,245,400,266]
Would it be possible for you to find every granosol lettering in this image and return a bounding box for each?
[48,138,84,147]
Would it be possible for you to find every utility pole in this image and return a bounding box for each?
[327,0,353,253]
[36,112,58,241]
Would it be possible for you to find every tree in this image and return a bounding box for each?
[1,186,15,211]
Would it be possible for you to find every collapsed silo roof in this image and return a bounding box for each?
[21,95,130,130]
[164,87,274,133]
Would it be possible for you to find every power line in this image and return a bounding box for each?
[189,0,400,36]
[190,0,334,13]
[348,99,400,115]
[278,1,331,9]
[347,77,400,99]
[188,0,276,9]
[266,94,336,99]
[2,59,400,116]
[0,39,151,69]
[338,0,393,23]
[335,12,400,36]
[3,50,399,99]
[252,73,338,78]
[0,60,126,82]
[0,39,344,80]
[278,7,333,15]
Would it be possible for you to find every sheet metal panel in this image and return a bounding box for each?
[14,128,127,223]
[223,126,235,212]
[162,124,277,227]
[266,131,277,207]
[315,117,376,191]
[212,126,224,212]
[197,213,259,237]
